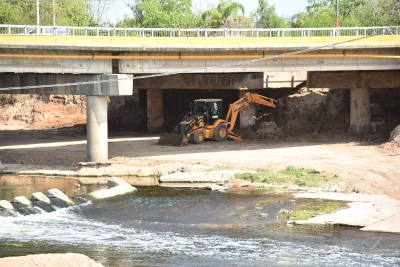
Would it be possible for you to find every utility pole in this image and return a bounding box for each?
[36,0,40,35]
[335,0,339,27]
[52,0,56,35]
[36,0,40,26]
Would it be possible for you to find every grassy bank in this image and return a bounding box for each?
[280,198,347,221]
[235,166,340,188]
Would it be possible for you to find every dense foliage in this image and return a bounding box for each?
[117,0,200,28]
[0,0,95,26]
[0,0,398,28]
[292,0,400,27]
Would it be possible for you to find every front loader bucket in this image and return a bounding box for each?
[157,133,188,146]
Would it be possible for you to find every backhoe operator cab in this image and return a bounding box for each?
[194,99,224,125]
[173,99,228,144]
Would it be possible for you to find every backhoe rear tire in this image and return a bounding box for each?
[214,123,228,142]
[193,130,205,144]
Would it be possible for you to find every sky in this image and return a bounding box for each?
[106,0,308,24]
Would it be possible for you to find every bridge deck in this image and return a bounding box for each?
[0,25,398,50]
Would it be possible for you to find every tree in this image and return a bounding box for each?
[357,0,400,26]
[0,0,18,24]
[251,0,288,28]
[201,0,245,28]
[291,0,369,27]
[0,0,95,26]
[87,0,111,25]
[122,0,201,28]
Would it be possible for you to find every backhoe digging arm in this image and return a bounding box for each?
[225,92,276,139]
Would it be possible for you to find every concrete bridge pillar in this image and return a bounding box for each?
[350,88,370,133]
[86,95,108,162]
[239,90,256,128]
[147,89,164,131]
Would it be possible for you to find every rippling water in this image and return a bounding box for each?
[0,178,399,267]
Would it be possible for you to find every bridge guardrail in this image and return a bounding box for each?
[0,25,398,46]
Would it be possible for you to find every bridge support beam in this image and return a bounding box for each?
[147,89,164,131]
[86,95,108,162]
[350,88,370,133]
[239,90,256,128]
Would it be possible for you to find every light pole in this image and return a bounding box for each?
[36,0,40,36]
[36,0,40,26]
[335,0,339,27]
[52,0,56,35]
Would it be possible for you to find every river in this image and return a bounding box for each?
[0,175,399,266]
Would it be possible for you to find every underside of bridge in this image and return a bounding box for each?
[1,70,400,164]
[308,70,400,134]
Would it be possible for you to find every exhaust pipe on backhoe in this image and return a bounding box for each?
[157,133,188,146]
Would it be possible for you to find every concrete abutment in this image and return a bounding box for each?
[350,88,371,133]
[86,96,108,162]
[147,89,164,131]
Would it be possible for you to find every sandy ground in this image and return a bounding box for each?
[1,128,399,198]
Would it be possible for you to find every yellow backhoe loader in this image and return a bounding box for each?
[158,92,277,146]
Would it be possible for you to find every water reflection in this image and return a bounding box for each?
[0,175,106,200]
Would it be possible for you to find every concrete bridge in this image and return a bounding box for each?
[0,25,399,162]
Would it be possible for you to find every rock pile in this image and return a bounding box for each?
[252,122,286,140]
[389,124,400,142]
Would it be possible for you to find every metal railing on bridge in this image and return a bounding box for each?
[0,25,398,47]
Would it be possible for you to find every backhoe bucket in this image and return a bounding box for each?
[157,133,188,146]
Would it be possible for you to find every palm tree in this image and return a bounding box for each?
[201,0,245,28]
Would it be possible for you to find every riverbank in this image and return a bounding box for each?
[1,129,400,235]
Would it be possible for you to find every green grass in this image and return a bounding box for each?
[281,198,347,221]
[205,165,233,173]
[235,166,339,188]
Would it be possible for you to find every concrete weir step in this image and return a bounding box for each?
[88,177,137,200]
[12,196,40,215]
[47,188,75,207]
[0,200,14,210]
[159,171,233,185]
[0,200,16,217]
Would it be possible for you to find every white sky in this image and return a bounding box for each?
[106,0,308,24]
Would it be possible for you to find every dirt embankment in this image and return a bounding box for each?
[0,93,146,131]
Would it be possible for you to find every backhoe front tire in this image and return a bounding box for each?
[214,123,228,142]
[193,130,205,144]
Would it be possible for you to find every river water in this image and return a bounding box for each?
[0,176,399,267]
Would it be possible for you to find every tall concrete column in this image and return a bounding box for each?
[350,88,370,133]
[239,90,256,128]
[86,95,108,162]
[147,89,164,131]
